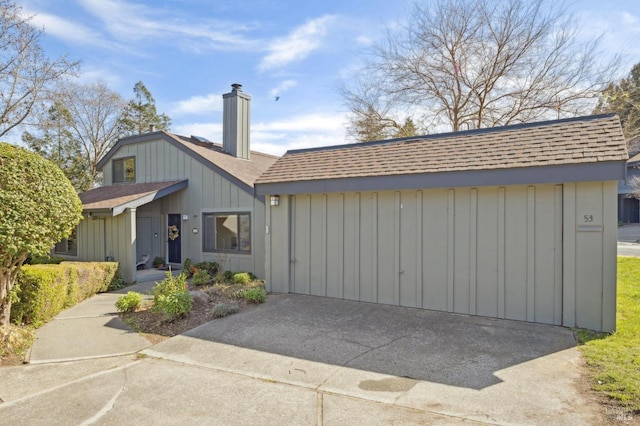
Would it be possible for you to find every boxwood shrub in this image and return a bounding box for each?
[11,261,120,327]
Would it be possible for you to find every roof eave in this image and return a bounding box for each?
[255,160,627,196]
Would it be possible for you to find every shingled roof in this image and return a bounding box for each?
[256,114,627,187]
[96,131,278,194]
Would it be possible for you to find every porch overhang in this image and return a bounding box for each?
[80,180,188,216]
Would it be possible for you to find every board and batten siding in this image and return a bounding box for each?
[265,181,617,332]
[86,138,265,280]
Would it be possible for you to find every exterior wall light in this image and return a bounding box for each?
[270,195,280,206]
[192,228,199,234]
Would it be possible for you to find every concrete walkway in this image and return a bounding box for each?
[1,289,606,424]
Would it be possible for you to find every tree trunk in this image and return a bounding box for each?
[0,256,26,327]
[0,271,14,326]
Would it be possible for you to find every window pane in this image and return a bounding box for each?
[113,159,124,183]
[203,214,215,251]
[202,213,251,253]
[124,158,135,182]
[239,214,250,252]
[216,215,238,250]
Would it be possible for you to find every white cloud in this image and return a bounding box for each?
[29,12,113,49]
[173,112,348,156]
[269,80,298,97]
[259,15,335,72]
[172,94,222,116]
[77,0,259,51]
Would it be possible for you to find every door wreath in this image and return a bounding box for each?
[168,225,180,241]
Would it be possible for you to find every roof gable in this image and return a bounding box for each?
[97,131,278,195]
[256,114,628,189]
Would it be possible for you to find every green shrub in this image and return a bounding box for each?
[152,273,192,318]
[194,261,219,276]
[153,256,165,268]
[152,272,188,299]
[192,270,212,286]
[108,277,128,292]
[25,255,65,265]
[242,287,267,304]
[211,303,240,318]
[233,272,251,285]
[223,270,234,282]
[183,258,193,278]
[154,291,192,318]
[11,262,120,327]
[11,265,67,327]
[115,292,143,313]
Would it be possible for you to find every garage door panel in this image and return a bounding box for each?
[400,191,418,308]
[376,192,396,305]
[453,188,471,314]
[358,193,376,303]
[325,193,343,299]
[292,196,310,295]
[533,186,560,324]
[289,184,562,327]
[308,194,326,297]
[343,193,360,301]
[504,187,528,321]
[422,189,449,311]
[476,187,499,318]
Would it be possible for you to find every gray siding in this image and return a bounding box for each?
[82,138,265,281]
[265,181,617,332]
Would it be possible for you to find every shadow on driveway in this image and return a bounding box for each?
[182,293,575,390]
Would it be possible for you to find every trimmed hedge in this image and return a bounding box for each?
[11,262,119,327]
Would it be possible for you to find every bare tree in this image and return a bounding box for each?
[53,81,126,186]
[342,0,617,138]
[0,0,78,137]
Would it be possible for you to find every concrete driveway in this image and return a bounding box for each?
[0,293,601,425]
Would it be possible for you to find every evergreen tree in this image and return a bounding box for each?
[119,81,171,136]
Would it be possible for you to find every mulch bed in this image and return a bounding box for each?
[119,285,253,344]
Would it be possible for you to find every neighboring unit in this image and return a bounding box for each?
[256,114,627,332]
[63,85,277,282]
[618,139,640,223]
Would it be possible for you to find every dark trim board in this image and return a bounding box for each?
[256,161,627,196]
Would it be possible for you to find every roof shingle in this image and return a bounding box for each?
[256,114,628,185]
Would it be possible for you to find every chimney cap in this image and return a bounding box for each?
[231,83,242,92]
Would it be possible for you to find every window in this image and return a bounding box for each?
[203,213,251,253]
[54,228,77,256]
[113,157,135,183]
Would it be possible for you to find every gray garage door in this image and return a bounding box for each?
[289,184,563,325]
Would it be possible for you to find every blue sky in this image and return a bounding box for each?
[18,0,640,155]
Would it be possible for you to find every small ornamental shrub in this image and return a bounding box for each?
[222,270,234,282]
[115,292,143,313]
[211,303,240,318]
[108,276,127,292]
[153,272,188,299]
[242,287,267,304]
[183,258,193,278]
[192,270,212,286]
[233,272,251,285]
[152,273,192,318]
[154,291,192,318]
[194,261,219,276]
[152,256,165,268]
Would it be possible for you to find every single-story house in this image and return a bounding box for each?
[56,84,278,282]
[255,113,627,332]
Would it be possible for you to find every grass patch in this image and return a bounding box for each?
[579,256,640,410]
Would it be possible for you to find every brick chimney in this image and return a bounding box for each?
[223,83,250,159]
